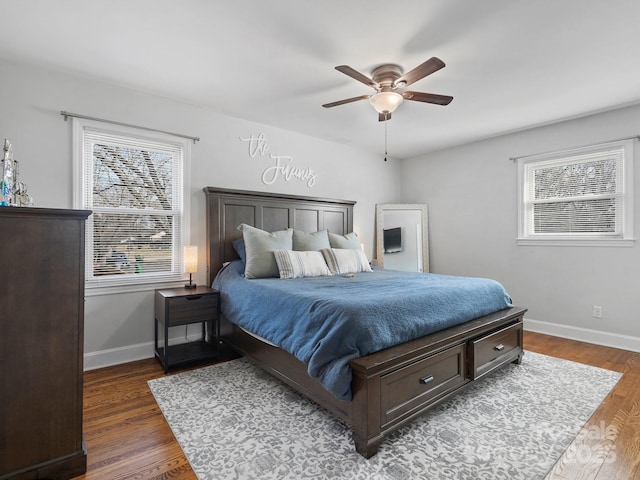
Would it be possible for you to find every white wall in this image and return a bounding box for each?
[401,104,640,351]
[0,60,402,368]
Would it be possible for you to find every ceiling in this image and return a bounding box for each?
[2,0,640,159]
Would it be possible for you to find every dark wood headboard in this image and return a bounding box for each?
[203,187,356,286]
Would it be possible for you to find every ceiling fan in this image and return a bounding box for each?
[322,57,453,121]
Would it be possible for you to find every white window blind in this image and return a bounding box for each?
[74,119,189,289]
[517,139,634,246]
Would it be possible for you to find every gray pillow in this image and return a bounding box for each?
[328,231,360,249]
[237,224,293,278]
[292,229,331,251]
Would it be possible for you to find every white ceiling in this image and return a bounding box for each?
[2,0,640,159]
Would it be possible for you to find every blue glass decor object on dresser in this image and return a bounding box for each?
[1,139,33,207]
[1,139,15,206]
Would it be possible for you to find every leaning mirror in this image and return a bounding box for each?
[375,204,429,273]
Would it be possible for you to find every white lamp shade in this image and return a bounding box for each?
[184,245,198,273]
[369,91,403,113]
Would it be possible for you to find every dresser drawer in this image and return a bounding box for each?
[381,343,467,426]
[469,322,522,380]
[166,294,218,326]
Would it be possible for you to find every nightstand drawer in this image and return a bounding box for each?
[469,322,522,380]
[166,294,218,326]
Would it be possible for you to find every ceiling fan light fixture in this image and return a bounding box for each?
[369,91,403,114]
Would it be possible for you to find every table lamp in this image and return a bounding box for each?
[184,245,198,289]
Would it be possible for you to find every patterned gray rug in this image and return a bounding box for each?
[148,351,621,480]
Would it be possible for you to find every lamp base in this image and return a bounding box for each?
[184,272,196,289]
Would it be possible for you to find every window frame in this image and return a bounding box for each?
[517,139,634,247]
[73,118,191,295]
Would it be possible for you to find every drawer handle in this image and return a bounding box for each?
[419,375,434,385]
[185,295,202,300]
[494,344,505,352]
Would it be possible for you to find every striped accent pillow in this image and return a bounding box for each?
[321,248,372,275]
[272,250,332,279]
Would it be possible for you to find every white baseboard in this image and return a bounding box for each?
[84,341,155,371]
[83,334,203,371]
[524,317,640,353]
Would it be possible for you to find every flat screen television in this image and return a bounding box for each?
[383,227,402,253]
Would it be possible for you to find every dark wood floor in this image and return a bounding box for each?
[74,333,639,480]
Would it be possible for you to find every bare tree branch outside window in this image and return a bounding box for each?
[92,144,175,276]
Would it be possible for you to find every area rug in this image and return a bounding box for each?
[148,352,621,480]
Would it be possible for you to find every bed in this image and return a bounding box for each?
[204,186,526,458]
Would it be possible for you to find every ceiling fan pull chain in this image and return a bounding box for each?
[384,113,388,161]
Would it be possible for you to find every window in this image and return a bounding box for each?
[73,118,190,291]
[517,139,634,246]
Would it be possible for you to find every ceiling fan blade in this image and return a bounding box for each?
[335,65,378,89]
[395,57,445,87]
[322,95,370,108]
[378,112,392,122]
[403,91,453,106]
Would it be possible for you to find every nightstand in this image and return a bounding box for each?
[154,286,220,373]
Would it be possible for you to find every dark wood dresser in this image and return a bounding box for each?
[0,207,91,480]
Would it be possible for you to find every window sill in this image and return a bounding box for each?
[517,237,635,247]
[85,278,191,297]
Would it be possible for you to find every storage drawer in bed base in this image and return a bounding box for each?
[380,343,467,426]
[468,321,523,380]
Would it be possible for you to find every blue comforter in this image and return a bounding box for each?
[214,261,512,400]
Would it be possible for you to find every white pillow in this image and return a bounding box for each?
[321,248,372,275]
[238,224,293,278]
[273,250,332,279]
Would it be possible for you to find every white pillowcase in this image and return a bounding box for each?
[273,250,332,279]
[321,248,372,275]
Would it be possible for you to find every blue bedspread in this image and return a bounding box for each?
[213,261,512,400]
